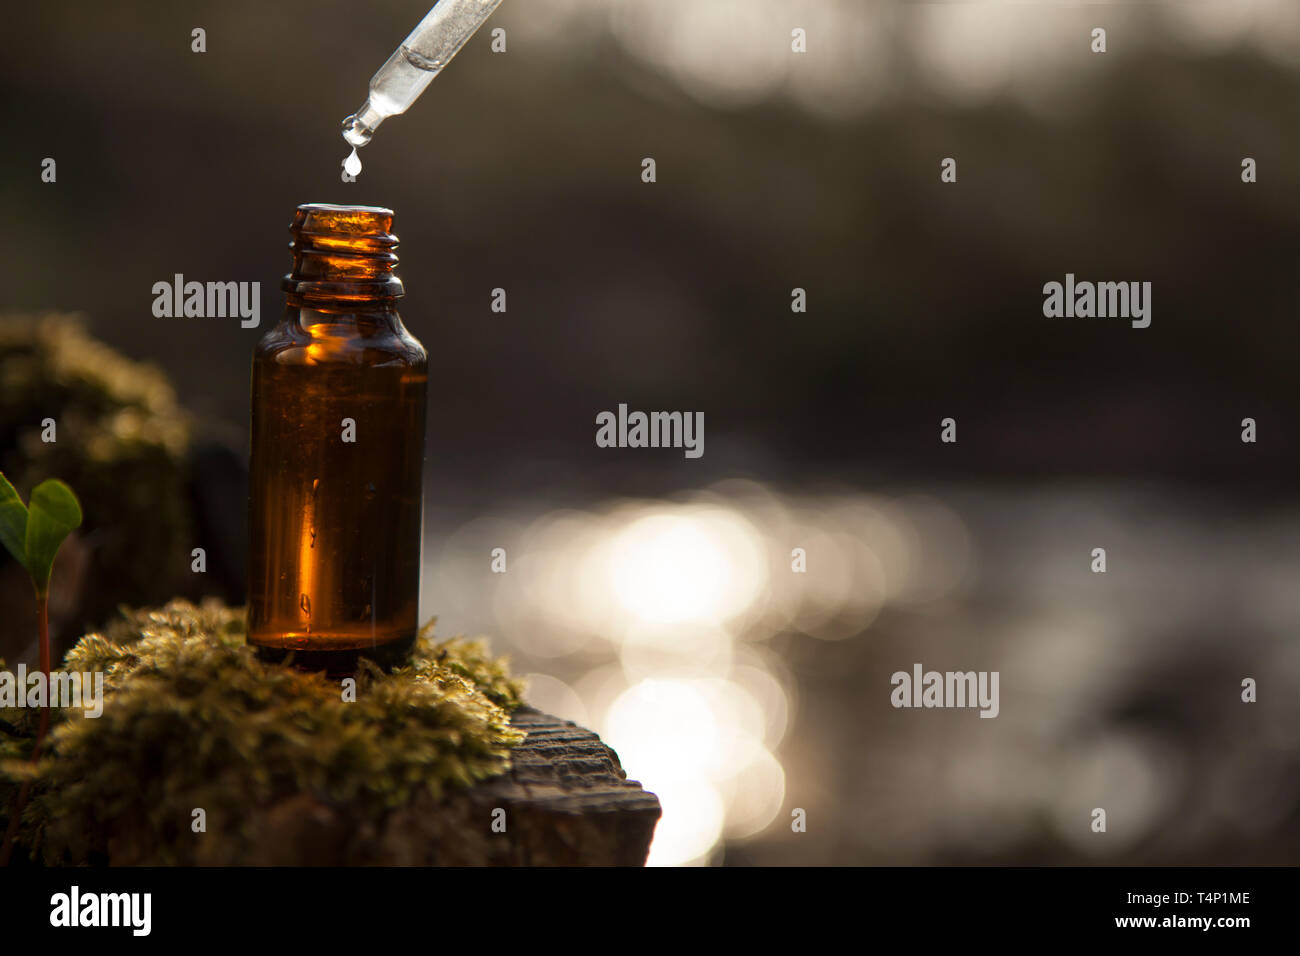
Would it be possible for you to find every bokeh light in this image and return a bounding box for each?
[421,481,973,865]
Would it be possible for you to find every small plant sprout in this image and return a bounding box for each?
[0,471,83,866]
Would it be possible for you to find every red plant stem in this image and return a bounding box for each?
[0,593,50,866]
[38,595,50,694]
[33,595,51,760]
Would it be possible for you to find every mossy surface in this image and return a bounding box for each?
[0,599,525,865]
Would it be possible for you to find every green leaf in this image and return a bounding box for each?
[0,472,29,569]
[24,479,83,593]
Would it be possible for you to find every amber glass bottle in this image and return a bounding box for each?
[247,204,427,675]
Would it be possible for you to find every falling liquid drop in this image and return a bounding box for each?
[300,593,312,617]
[343,147,362,178]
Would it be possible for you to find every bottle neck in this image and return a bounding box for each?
[282,204,405,306]
[285,302,405,358]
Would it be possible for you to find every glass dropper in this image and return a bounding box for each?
[343,0,505,149]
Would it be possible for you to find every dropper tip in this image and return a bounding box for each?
[342,115,373,147]
[342,98,386,147]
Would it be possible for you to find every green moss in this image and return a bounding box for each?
[0,599,525,866]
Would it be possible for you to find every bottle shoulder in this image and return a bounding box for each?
[255,307,426,368]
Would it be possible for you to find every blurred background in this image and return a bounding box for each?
[2,0,1299,865]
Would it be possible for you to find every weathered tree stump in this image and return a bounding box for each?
[374,708,661,866]
[229,708,661,867]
